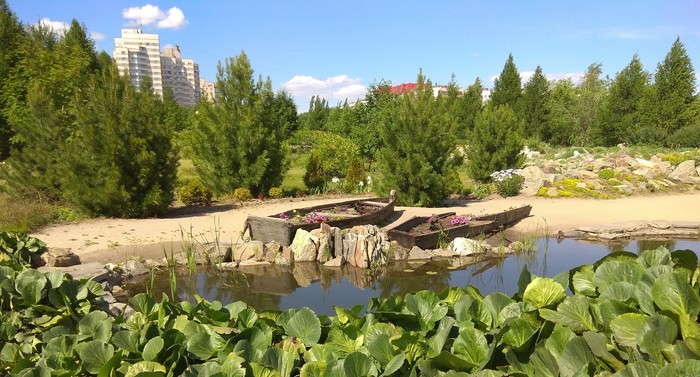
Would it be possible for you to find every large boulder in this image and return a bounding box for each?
[669,160,698,184]
[290,229,319,262]
[226,241,264,262]
[520,165,548,196]
[41,248,80,267]
[450,238,483,256]
[311,223,334,263]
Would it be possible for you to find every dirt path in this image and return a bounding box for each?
[32,192,700,264]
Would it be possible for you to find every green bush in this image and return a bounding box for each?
[268,187,283,199]
[470,182,493,199]
[597,168,616,179]
[177,181,213,206]
[233,187,252,202]
[303,153,326,192]
[491,170,525,197]
[468,105,525,182]
[344,157,366,193]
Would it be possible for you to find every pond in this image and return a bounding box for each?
[122,238,700,316]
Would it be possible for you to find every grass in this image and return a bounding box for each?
[177,159,199,183]
[281,153,308,195]
[0,193,60,233]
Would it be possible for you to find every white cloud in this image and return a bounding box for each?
[39,18,69,35]
[122,5,187,29]
[282,74,367,104]
[90,31,105,41]
[600,27,654,40]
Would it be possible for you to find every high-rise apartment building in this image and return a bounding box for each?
[161,46,200,107]
[113,28,201,106]
[199,78,218,103]
[113,28,164,96]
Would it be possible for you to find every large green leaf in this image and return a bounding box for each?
[124,361,166,377]
[652,271,700,317]
[530,346,559,377]
[571,265,597,297]
[498,302,536,326]
[523,277,566,309]
[545,327,576,359]
[79,340,115,374]
[381,353,405,376]
[598,300,640,329]
[15,269,47,305]
[638,247,672,268]
[612,361,660,377]
[671,249,699,271]
[593,260,644,292]
[482,292,513,328]
[599,282,636,304]
[540,295,596,333]
[344,351,377,377]
[557,336,594,377]
[367,334,395,366]
[405,290,448,329]
[431,351,474,372]
[657,359,700,375]
[187,331,225,360]
[501,317,537,351]
[453,295,474,323]
[452,326,489,368]
[582,331,625,372]
[325,326,362,357]
[610,313,647,349]
[427,316,455,357]
[78,311,113,342]
[639,313,678,362]
[286,307,322,347]
[142,336,164,361]
[111,330,140,354]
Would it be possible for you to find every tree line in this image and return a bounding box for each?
[1,0,698,216]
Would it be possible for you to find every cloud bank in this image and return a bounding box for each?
[122,4,188,30]
[39,18,69,34]
[282,74,367,106]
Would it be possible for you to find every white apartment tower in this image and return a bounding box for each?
[113,28,164,96]
[113,29,201,106]
[161,46,200,107]
[199,78,218,103]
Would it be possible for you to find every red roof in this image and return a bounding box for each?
[389,83,419,94]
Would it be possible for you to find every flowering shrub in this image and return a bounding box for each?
[177,181,213,206]
[490,169,525,198]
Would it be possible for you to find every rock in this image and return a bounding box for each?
[123,259,150,277]
[520,165,546,196]
[576,182,588,189]
[407,246,432,260]
[614,185,634,194]
[228,241,264,262]
[508,241,525,253]
[651,159,673,177]
[275,246,293,266]
[541,160,560,174]
[431,248,456,258]
[591,158,612,172]
[316,223,333,263]
[578,170,598,180]
[669,160,698,183]
[101,291,116,304]
[636,158,654,168]
[238,260,270,267]
[333,227,343,259]
[41,248,81,267]
[293,262,319,287]
[109,302,130,318]
[632,167,655,180]
[557,230,583,239]
[324,256,344,267]
[290,229,318,262]
[263,241,282,263]
[451,238,483,256]
[111,285,124,295]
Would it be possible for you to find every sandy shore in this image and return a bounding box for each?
[32,191,700,264]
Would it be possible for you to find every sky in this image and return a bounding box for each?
[7,1,700,110]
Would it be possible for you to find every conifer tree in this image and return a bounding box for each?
[468,105,524,182]
[61,66,178,217]
[572,63,607,146]
[376,70,459,206]
[543,79,577,145]
[651,37,696,143]
[490,54,522,112]
[521,66,549,139]
[0,0,24,160]
[453,78,483,140]
[596,54,649,146]
[189,51,288,195]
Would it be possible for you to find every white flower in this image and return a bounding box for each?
[331,177,340,183]
[366,175,372,185]
[359,181,364,187]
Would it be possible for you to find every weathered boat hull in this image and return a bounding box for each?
[245,197,396,246]
[388,205,532,250]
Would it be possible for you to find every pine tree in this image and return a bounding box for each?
[0,0,24,160]
[521,66,549,139]
[453,78,484,140]
[302,95,330,130]
[490,54,522,111]
[376,70,459,206]
[572,63,607,146]
[597,54,649,146]
[468,105,524,182]
[189,51,289,195]
[652,37,696,143]
[61,65,178,217]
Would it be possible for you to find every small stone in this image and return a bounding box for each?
[407,246,432,260]
[323,256,344,268]
[451,238,483,256]
[123,259,150,277]
[508,241,525,253]
[41,248,81,267]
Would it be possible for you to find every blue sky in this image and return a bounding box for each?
[7,1,700,110]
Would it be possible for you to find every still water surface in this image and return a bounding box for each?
[123,238,700,316]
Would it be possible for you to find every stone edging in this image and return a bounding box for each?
[557,221,700,241]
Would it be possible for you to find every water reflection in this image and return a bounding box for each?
[122,238,700,316]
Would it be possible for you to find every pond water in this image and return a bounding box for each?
[122,238,700,316]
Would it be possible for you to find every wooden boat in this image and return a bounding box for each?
[244,192,397,246]
[388,205,532,250]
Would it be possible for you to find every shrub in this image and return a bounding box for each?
[468,105,525,182]
[491,169,525,197]
[233,188,252,202]
[303,153,326,192]
[597,168,615,179]
[344,157,366,193]
[177,181,213,206]
[470,182,493,199]
[268,187,283,199]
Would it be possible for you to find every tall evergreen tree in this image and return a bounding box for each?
[301,95,330,130]
[452,77,483,140]
[652,37,696,143]
[189,51,289,195]
[521,66,550,139]
[1,20,99,200]
[0,0,24,160]
[543,79,577,145]
[571,63,607,146]
[468,105,524,182]
[597,54,649,146]
[61,65,178,217]
[376,70,459,206]
[490,54,522,112]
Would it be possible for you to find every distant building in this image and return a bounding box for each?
[389,83,464,97]
[113,28,201,106]
[199,78,219,103]
[113,28,164,96]
[161,45,200,107]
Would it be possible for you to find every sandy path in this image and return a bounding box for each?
[32,192,700,264]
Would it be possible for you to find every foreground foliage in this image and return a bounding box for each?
[1,229,700,375]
